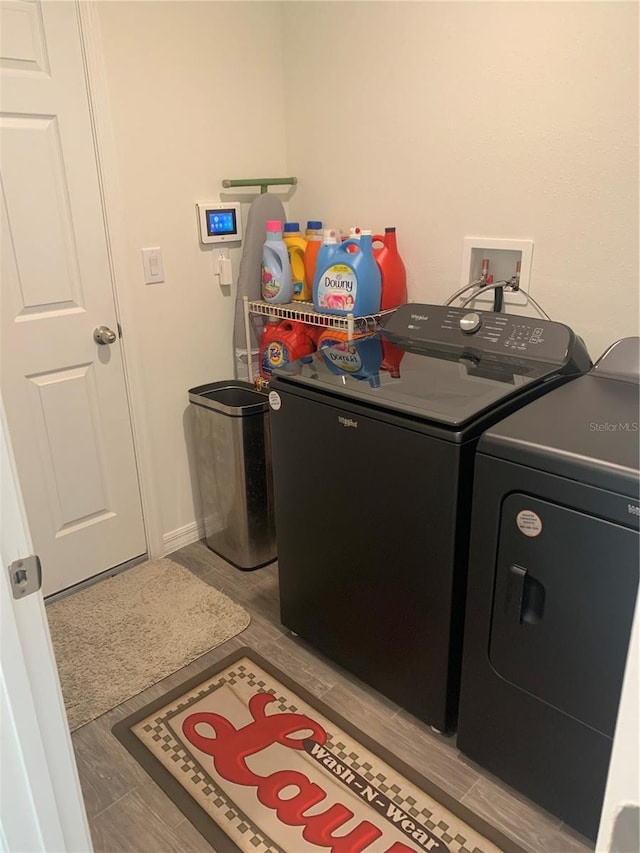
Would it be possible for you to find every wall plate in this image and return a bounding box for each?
[460,237,533,307]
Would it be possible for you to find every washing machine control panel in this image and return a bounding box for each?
[385,304,574,365]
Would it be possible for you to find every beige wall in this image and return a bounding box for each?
[97,1,288,549]
[284,1,639,357]
[98,1,638,551]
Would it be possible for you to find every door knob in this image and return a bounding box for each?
[93,325,117,345]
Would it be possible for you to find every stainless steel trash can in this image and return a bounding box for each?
[188,381,276,570]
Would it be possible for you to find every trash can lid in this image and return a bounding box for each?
[188,381,269,416]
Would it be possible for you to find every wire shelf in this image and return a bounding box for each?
[243,297,398,383]
[246,300,396,333]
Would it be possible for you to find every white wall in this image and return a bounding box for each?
[96,1,288,551]
[97,1,638,550]
[283,1,639,359]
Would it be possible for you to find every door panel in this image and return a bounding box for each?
[1,1,146,595]
[0,0,50,75]
[27,364,110,527]
[489,493,638,736]
[1,115,83,311]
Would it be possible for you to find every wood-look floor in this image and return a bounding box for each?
[69,541,594,853]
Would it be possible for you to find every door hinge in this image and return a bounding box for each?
[8,555,42,599]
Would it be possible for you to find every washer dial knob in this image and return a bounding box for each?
[460,312,482,334]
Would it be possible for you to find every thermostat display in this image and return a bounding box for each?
[196,201,243,244]
[207,209,236,236]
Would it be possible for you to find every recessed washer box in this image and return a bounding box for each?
[461,237,533,306]
[196,201,243,245]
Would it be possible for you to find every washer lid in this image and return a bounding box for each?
[273,304,591,427]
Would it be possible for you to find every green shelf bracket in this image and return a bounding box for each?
[221,176,297,195]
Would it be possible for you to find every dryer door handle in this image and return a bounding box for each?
[505,565,546,625]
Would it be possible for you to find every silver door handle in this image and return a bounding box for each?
[93,325,117,345]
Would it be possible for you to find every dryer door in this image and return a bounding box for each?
[489,493,638,737]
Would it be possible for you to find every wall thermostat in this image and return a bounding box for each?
[196,201,243,245]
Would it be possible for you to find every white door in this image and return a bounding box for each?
[1,402,92,852]
[0,0,146,596]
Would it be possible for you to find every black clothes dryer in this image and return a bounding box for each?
[268,304,591,733]
[457,337,639,840]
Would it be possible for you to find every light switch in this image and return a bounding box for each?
[141,247,165,284]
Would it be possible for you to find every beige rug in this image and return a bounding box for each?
[46,558,250,731]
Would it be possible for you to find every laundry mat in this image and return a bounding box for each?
[47,558,250,731]
[113,648,524,853]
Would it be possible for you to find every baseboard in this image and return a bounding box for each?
[162,520,205,556]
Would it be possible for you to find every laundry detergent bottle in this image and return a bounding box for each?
[317,335,383,389]
[259,318,282,379]
[303,220,323,298]
[283,222,309,301]
[305,220,323,239]
[381,339,405,378]
[372,227,407,310]
[261,220,293,304]
[344,226,361,253]
[312,229,341,296]
[259,319,314,378]
[313,229,381,317]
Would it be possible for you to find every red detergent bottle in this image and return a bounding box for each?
[306,324,324,351]
[259,319,314,379]
[381,339,405,378]
[372,227,407,310]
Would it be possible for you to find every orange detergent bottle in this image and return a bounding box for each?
[303,221,323,299]
[316,328,366,347]
[313,327,366,369]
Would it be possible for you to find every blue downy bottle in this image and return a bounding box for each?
[313,229,381,317]
[312,229,341,300]
[318,335,383,389]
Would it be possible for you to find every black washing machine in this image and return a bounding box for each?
[268,304,591,733]
[457,337,639,840]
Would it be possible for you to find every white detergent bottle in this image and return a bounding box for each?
[261,220,293,304]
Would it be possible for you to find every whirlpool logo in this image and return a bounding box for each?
[338,416,358,429]
[410,313,429,322]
